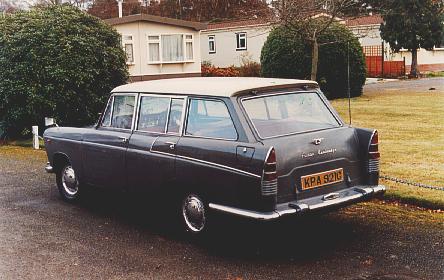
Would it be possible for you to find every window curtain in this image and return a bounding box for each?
[186,42,193,60]
[162,35,183,62]
[149,43,160,61]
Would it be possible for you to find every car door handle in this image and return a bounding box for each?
[165,141,176,150]
[118,136,129,144]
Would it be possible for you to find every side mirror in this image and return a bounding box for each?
[45,117,58,127]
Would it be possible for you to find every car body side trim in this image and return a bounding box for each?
[45,136,129,152]
[149,148,261,179]
[44,136,79,144]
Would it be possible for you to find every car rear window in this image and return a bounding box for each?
[186,99,237,140]
[242,92,340,138]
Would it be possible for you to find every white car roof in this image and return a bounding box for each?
[111,77,318,97]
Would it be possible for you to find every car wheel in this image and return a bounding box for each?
[181,193,208,236]
[56,164,81,202]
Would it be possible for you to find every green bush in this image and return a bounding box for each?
[261,22,366,99]
[0,5,129,138]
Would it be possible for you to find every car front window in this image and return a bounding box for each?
[242,92,340,138]
[111,95,135,129]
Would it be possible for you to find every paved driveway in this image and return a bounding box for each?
[0,139,443,279]
[364,77,444,95]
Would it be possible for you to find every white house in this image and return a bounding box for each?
[105,14,207,81]
[200,15,444,73]
[200,19,272,67]
[346,15,444,72]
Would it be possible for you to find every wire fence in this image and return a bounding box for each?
[380,174,444,192]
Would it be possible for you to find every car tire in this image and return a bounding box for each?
[56,163,81,202]
[180,193,210,237]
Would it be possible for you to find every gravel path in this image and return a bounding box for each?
[0,142,443,279]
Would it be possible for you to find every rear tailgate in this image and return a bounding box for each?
[262,127,364,203]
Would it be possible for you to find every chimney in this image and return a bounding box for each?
[117,0,123,18]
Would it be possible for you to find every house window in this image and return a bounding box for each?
[208,35,216,53]
[148,35,160,62]
[236,32,247,50]
[185,34,193,60]
[162,34,184,62]
[148,34,194,63]
[122,35,134,64]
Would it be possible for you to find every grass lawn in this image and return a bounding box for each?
[5,138,45,148]
[331,81,444,209]
[425,71,444,78]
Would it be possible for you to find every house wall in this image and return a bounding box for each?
[112,21,202,80]
[350,25,444,72]
[200,25,272,67]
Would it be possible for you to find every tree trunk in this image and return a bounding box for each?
[311,38,319,81]
[410,48,419,78]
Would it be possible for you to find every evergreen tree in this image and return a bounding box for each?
[379,0,443,77]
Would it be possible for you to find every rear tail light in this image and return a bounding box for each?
[261,147,278,196]
[367,130,380,174]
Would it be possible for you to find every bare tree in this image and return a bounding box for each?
[0,0,34,12]
[272,0,362,80]
[87,0,272,21]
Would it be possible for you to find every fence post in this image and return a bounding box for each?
[32,126,39,150]
[381,42,384,78]
[403,57,406,76]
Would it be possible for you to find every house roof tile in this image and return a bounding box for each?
[346,15,383,26]
[205,19,271,30]
[105,14,207,31]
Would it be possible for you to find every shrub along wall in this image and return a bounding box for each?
[261,22,366,99]
[0,5,129,138]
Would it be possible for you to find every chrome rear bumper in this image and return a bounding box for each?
[209,185,386,221]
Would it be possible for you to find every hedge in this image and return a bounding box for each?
[0,5,129,138]
[261,22,366,99]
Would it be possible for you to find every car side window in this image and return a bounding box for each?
[137,96,170,133]
[111,95,135,129]
[101,97,113,127]
[186,99,237,140]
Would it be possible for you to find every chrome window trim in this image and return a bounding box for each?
[178,96,188,136]
[100,96,114,127]
[183,97,239,141]
[164,98,172,133]
[240,90,343,140]
[167,97,186,135]
[134,93,186,135]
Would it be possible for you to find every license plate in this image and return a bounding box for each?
[300,168,344,190]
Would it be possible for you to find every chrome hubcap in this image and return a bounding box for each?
[61,166,78,196]
[182,195,206,232]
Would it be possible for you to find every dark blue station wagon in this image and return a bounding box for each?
[44,77,385,235]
